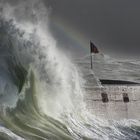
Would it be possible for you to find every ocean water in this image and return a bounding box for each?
[0,0,140,140]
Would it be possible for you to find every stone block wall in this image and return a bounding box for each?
[84,85,140,120]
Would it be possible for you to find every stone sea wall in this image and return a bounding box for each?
[84,85,140,120]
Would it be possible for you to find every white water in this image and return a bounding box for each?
[1,0,85,119]
[0,0,140,140]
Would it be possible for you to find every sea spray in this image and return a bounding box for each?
[0,0,140,140]
[0,0,88,138]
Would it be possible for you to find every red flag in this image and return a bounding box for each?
[90,41,99,53]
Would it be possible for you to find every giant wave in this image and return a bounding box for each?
[0,0,140,140]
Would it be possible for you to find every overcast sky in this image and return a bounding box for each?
[45,0,140,59]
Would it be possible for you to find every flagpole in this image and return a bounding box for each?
[90,41,92,69]
[90,41,93,69]
[91,53,93,69]
[90,41,99,69]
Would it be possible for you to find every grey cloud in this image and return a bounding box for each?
[45,0,140,58]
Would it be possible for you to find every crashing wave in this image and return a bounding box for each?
[0,0,139,140]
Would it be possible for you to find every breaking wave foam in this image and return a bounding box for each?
[0,0,139,140]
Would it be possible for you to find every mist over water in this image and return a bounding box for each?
[0,0,139,140]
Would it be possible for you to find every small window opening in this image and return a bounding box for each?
[123,93,129,103]
[101,93,109,103]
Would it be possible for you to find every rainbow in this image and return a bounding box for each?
[50,16,90,53]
